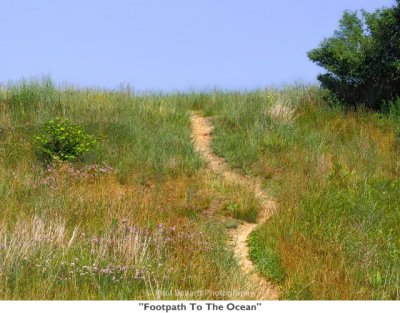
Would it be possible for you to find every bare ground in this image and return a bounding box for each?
[191,113,280,300]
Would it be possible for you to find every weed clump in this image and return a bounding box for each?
[34,117,98,162]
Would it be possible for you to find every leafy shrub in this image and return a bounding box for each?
[308,1,400,110]
[34,118,98,162]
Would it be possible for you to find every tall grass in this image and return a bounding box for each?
[194,86,400,299]
[0,78,250,299]
[2,78,399,299]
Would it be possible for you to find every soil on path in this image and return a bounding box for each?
[191,114,280,300]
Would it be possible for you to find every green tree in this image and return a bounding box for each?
[308,1,400,110]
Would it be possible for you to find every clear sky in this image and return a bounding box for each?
[0,0,395,91]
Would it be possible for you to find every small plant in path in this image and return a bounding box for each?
[34,117,98,162]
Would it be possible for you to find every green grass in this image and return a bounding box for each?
[248,230,285,284]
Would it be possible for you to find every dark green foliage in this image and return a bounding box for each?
[34,118,98,162]
[308,1,400,110]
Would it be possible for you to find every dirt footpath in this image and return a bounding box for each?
[191,114,279,300]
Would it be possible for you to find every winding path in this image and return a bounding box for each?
[190,114,280,300]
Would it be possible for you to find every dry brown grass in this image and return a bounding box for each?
[0,159,252,299]
[268,102,297,124]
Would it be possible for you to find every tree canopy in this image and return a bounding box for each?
[308,1,400,110]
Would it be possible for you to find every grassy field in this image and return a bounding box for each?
[0,78,257,299]
[191,88,400,299]
[1,78,400,299]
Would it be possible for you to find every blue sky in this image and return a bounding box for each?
[0,0,395,91]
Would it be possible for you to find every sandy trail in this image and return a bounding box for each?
[191,114,279,300]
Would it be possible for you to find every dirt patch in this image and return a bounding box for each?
[191,113,279,300]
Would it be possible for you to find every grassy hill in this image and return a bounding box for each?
[1,78,399,299]
[196,88,400,299]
